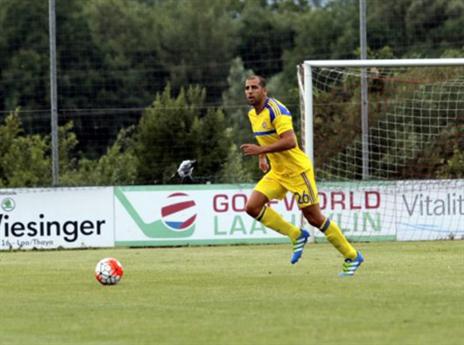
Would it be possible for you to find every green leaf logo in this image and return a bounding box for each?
[1,197,16,212]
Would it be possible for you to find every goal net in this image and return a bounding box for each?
[298,59,464,242]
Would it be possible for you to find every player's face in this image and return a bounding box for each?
[245,78,267,107]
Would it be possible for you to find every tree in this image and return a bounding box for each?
[153,0,240,101]
[135,84,232,184]
[221,57,262,181]
[193,107,232,182]
[365,0,410,55]
[217,143,254,184]
[60,126,138,186]
[268,1,358,118]
[0,111,50,187]
[84,0,166,108]
[0,0,49,113]
[222,57,254,145]
[405,0,464,56]
[237,0,298,77]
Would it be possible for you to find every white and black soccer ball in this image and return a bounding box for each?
[95,257,124,286]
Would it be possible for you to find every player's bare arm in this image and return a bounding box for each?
[240,130,296,156]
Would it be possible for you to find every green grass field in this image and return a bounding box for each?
[1,241,463,345]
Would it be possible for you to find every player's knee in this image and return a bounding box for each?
[302,204,326,228]
[304,213,325,228]
[245,203,261,218]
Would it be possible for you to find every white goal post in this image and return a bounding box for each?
[298,58,464,242]
[301,58,464,166]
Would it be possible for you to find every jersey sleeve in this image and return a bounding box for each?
[273,114,294,135]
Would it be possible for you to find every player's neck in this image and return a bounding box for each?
[254,97,268,113]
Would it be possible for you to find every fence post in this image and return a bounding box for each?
[49,0,59,186]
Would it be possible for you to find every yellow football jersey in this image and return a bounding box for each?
[247,98,312,176]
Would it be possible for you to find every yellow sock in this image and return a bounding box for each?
[320,218,357,259]
[257,206,301,242]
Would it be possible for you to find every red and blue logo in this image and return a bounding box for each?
[161,192,197,232]
[115,188,198,238]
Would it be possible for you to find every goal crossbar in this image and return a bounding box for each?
[304,58,464,68]
[301,58,464,164]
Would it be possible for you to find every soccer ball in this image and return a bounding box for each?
[95,257,124,285]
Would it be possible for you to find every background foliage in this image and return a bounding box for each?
[0,0,463,186]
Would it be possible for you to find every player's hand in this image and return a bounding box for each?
[240,143,263,156]
[259,159,269,173]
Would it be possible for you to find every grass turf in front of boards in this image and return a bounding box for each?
[0,240,463,345]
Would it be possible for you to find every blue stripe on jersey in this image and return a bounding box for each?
[254,129,277,136]
[266,98,292,116]
[272,99,291,115]
[265,104,276,123]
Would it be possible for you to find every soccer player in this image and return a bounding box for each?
[240,75,364,277]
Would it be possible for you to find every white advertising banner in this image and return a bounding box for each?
[1,180,459,250]
[114,183,397,246]
[114,185,290,246]
[0,187,114,250]
[315,181,397,242]
[396,180,464,241]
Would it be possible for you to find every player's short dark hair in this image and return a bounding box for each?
[246,75,266,87]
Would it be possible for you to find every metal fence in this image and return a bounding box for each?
[1,0,463,186]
